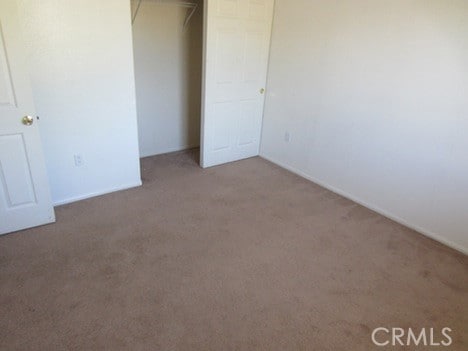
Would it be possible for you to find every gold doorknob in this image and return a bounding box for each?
[22,116,34,126]
[260,88,265,94]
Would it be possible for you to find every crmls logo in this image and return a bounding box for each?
[371,327,453,347]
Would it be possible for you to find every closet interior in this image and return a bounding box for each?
[131,0,203,158]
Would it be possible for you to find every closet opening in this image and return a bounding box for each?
[130,0,203,161]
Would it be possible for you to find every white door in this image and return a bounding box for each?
[201,0,274,167]
[0,0,55,235]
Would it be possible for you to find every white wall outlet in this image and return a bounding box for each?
[74,154,84,167]
[284,132,291,143]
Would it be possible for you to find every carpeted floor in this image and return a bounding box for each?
[0,149,467,350]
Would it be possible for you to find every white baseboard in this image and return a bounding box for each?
[140,144,200,158]
[260,154,468,256]
[53,180,143,206]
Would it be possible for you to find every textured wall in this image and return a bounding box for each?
[17,0,141,204]
[261,0,468,253]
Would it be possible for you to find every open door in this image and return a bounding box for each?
[201,0,274,168]
[0,0,55,235]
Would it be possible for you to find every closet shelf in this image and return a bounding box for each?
[131,0,198,30]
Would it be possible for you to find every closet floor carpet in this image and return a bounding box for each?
[1,149,467,351]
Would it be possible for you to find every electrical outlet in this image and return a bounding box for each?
[74,154,84,167]
[284,132,291,143]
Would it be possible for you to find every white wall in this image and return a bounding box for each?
[17,0,142,205]
[132,1,202,157]
[261,0,468,254]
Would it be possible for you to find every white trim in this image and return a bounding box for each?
[260,154,468,256]
[259,0,277,154]
[53,180,142,206]
[200,0,208,168]
[139,144,200,159]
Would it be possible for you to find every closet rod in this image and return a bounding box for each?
[132,0,143,24]
[132,0,199,30]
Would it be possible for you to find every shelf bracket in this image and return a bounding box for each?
[132,0,198,30]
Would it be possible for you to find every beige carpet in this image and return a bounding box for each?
[1,149,467,350]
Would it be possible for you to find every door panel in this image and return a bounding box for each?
[242,31,264,81]
[212,102,236,151]
[215,29,238,84]
[238,99,259,147]
[248,0,268,20]
[217,0,239,17]
[0,26,17,107]
[201,0,274,167]
[0,0,55,235]
[0,134,36,206]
